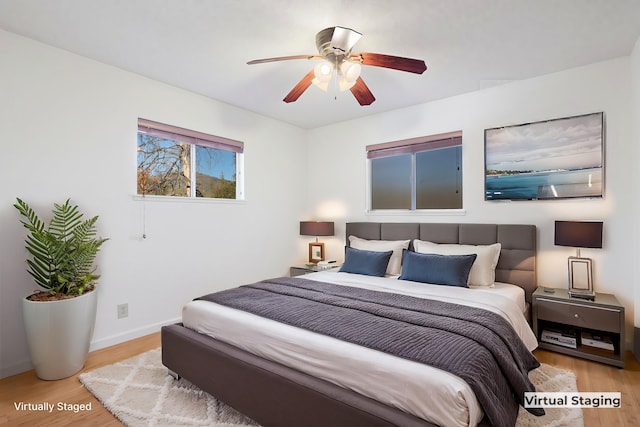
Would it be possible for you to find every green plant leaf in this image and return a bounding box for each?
[15,198,108,296]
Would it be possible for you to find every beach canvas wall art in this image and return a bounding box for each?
[484,112,604,200]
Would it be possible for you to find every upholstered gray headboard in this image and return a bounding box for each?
[345,222,537,304]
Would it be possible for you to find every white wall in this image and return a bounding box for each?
[306,57,636,345]
[0,30,307,378]
[632,37,640,329]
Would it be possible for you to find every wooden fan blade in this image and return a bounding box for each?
[283,70,315,103]
[350,77,376,106]
[247,54,322,65]
[351,52,427,74]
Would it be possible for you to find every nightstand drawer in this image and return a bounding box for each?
[536,298,621,333]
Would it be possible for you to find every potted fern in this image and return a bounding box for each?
[14,198,108,380]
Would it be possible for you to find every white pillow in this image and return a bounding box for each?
[348,236,410,276]
[412,240,501,287]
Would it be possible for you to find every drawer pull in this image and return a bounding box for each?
[574,313,579,318]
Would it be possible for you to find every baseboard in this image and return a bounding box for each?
[89,317,181,352]
[634,327,640,363]
[1,317,181,379]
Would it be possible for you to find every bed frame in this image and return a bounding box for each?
[162,222,537,427]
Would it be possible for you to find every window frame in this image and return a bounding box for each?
[366,131,465,214]
[136,118,244,201]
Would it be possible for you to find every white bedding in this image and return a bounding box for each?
[182,271,538,427]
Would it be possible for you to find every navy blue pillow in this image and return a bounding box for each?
[339,246,393,277]
[399,250,477,287]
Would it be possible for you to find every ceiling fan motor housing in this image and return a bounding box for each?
[315,26,362,63]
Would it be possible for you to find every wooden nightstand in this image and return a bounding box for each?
[290,264,341,277]
[532,287,625,368]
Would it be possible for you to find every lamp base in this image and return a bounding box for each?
[568,290,595,300]
[568,256,594,299]
[308,241,325,264]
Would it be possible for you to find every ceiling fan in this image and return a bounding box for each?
[247,26,427,106]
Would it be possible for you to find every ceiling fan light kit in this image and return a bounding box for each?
[311,60,361,92]
[248,26,427,106]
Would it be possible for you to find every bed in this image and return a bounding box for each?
[162,222,539,427]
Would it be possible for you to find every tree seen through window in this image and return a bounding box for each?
[137,134,236,199]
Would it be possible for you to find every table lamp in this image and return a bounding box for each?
[300,221,334,263]
[554,220,603,299]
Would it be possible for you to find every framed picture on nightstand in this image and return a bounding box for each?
[568,257,594,298]
[309,242,325,263]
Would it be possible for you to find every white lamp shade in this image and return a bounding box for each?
[338,61,361,91]
[312,61,334,91]
[340,61,361,82]
[311,77,329,91]
[314,61,333,81]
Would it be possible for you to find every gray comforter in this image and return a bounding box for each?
[198,276,544,427]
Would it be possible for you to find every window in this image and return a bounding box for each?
[367,131,462,210]
[137,118,244,199]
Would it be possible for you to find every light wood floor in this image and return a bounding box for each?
[0,332,160,427]
[0,332,638,426]
[535,348,640,427]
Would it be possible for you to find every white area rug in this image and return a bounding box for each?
[80,348,583,427]
[517,363,584,427]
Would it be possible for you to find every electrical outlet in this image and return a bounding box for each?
[117,303,128,319]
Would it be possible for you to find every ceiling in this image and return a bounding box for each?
[1,0,640,129]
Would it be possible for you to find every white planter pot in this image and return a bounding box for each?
[22,290,97,380]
